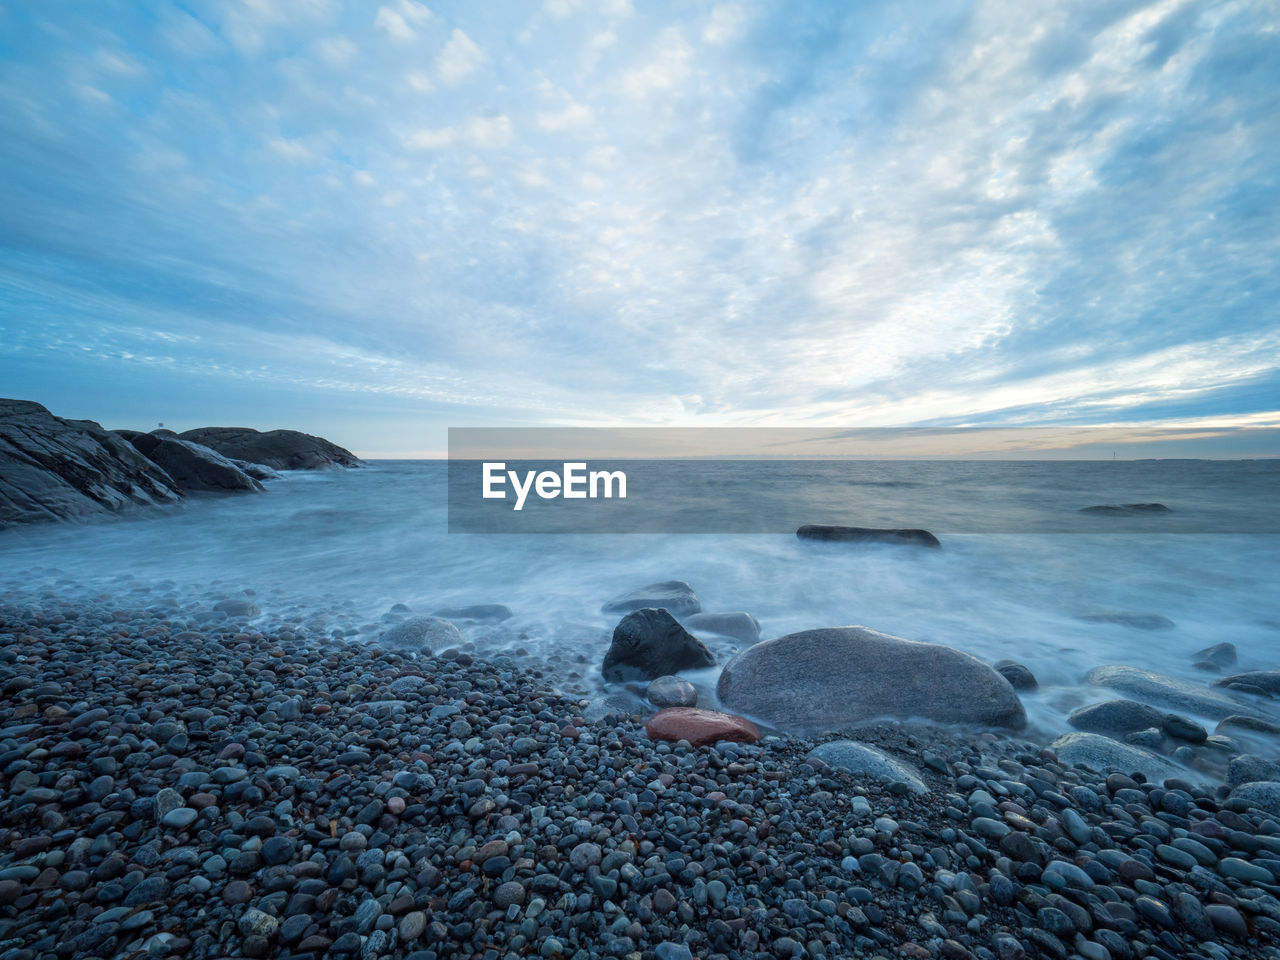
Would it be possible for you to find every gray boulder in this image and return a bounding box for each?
[796,525,940,548]
[1227,755,1280,788]
[602,608,714,683]
[994,660,1038,691]
[0,399,182,526]
[1085,665,1260,720]
[602,581,701,617]
[1228,781,1280,817]
[683,612,760,643]
[716,626,1026,731]
[379,617,463,652]
[125,433,263,493]
[646,675,698,708]
[177,426,360,470]
[1049,732,1183,782]
[807,741,928,794]
[1068,700,1166,736]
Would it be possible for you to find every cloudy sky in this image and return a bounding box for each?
[0,0,1276,456]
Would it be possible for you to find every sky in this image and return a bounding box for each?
[0,0,1277,458]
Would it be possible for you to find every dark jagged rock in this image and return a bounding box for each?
[602,608,714,682]
[0,399,182,526]
[601,580,701,617]
[123,433,263,494]
[796,524,941,547]
[717,625,1026,731]
[178,426,360,471]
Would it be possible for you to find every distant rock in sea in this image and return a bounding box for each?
[0,399,182,527]
[1080,503,1171,514]
[796,524,941,548]
[178,426,360,470]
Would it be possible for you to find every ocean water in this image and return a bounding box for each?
[2,459,1278,738]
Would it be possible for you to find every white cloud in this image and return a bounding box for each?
[536,101,593,132]
[581,31,616,72]
[620,27,692,98]
[703,3,747,45]
[269,137,314,162]
[375,7,414,41]
[435,29,486,85]
[316,36,357,67]
[406,127,455,150]
[463,114,513,148]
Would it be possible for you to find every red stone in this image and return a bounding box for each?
[645,707,761,747]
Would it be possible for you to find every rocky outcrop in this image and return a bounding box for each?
[602,608,715,682]
[602,580,701,617]
[0,399,182,527]
[645,707,760,746]
[177,426,360,471]
[796,525,941,547]
[123,433,263,494]
[716,625,1026,731]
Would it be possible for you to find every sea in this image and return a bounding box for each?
[2,459,1278,737]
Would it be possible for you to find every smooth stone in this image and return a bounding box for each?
[1048,732,1183,783]
[1227,780,1280,817]
[645,707,760,747]
[994,660,1038,691]
[1068,699,1164,736]
[716,625,1026,731]
[646,675,698,708]
[1194,642,1237,668]
[378,617,463,651]
[1214,670,1280,694]
[161,808,199,830]
[807,741,928,794]
[1228,755,1280,787]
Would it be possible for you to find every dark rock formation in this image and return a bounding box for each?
[123,433,263,494]
[178,426,360,471]
[0,399,182,527]
[796,525,941,548]
[602,608,715,682]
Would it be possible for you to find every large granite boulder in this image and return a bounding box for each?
[797,525,940,548]
[603,608,715,682]
[0,399,182,526]
[1049,732,1183,782]
[602,580,701,617]
[124,433,263,493]
[178,426,360,471]
[1085,665,1260,720]
[716,626,1026,731]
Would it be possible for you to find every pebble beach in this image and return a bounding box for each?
[4,588,1280,960]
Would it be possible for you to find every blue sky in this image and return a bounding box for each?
[0,0,1277,456]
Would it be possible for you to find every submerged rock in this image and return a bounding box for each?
[646,675,698,708]
[1213,670,1280,694]
[994,660,1038,691]
[177,426,360,470]
[682,611,760,644]
[1077,613,1175,630]
[0,398,182,526]
[796,525,941,548]
[1085,665,1259,720]
[806,741,928,794]
[716,625,1026,731]
[1049,732,1184,782]
[378,616,463,652]
[602,608,714,683]
[645,707,760,746]
[432,604,513,622]
[1068,699,1165,736]
[601,580,701,617]
[1194,642,1238,669]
